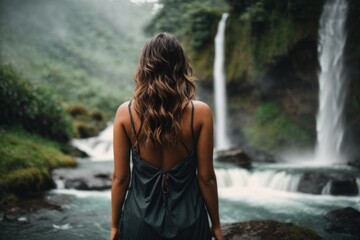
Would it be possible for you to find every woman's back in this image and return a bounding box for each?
[119,100,212,239]
[127,100,197,170]
[110,32,222,240]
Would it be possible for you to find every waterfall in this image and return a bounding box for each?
[72,123,113,161]
[214,13,230,150]
[316,0,348,163]
[215,168,301,192]
[70,124,359,196]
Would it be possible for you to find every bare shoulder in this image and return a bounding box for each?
[192,100,213,114]
[192,100,213,122]
[114,101,130,124]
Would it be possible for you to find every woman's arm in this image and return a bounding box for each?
[110,102,131,240]
[195,102,222,240]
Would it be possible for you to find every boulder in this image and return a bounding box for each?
[1,194,62,223]
[216,148,252,168]
[239,145,276,164]
[329,179,359,196]
[298,173,359,196]
[348,159,360,169]
[53,169,112,191]
[222,220,322,240]
[60,144,89,158]
[297,173,329,194]
[325,207,360,237]
[64,177,112,190]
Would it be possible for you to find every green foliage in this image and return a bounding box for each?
[145,0,228,51]
[240,1,266,22]
[0,64,73,142]
[65,103,107,138]
[225,0,321,82]
[224,0,252,12]
[146,0,323,82]
[0,127,76,195]
[0,0,152,115]
[189,6,222,51]
[144,0,229,80]
[255,101,280,124]
[1,168,52,194]
[244,101,311,152]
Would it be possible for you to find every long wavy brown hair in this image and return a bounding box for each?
[132,32,196,147]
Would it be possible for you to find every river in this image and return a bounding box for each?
[1,124,359,239]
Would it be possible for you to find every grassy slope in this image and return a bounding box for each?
[0,65,77,203]
[0,127,76,201]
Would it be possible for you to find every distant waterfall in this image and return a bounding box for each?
[316,0,348,163]
[72,123,113,161]
[214,13,230,150]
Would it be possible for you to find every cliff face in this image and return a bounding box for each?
[343,1,360,160]
[189,0,360,158]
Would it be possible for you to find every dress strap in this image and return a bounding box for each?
[128,100,142,154]
[190,101,196,146]
[179,139,191,154]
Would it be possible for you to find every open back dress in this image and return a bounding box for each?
[119,100,212,240]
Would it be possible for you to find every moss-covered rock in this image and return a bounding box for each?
[222,220,322,240]
[0,127,76,202]
[65,103,107,138]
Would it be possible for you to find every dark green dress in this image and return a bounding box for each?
[119,101,212,240]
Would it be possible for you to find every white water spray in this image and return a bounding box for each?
[214,13,230,150]
[316,0,348,163]
[71,123,113,161]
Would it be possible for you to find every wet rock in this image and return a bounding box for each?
[239,145,276,163]
[53,169,112,191]
[94,173,111,179]
[4,213,19,222]
[329,179,358,196]
[64,177,112,190]
[3,207,26,222]
[60,144,89,158]
[325,207,360,237]
[69,146,89,158]
[222,220,322,240]
[348,159,360,169]
[1,195,63,225]
[64,179,89,190]
[297,173,329,194]
[216,148,252,168]
[2,195,62,213]
[298,173,359,195]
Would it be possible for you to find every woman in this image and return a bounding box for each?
[110,32,222,240]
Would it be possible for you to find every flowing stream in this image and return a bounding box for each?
[316,0,349,163]
[2,124,359,240]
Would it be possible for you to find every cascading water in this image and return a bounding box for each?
[316,0,348,163]
[214,13,230,150]
[215,168,301,192]
[72,123,113,161]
